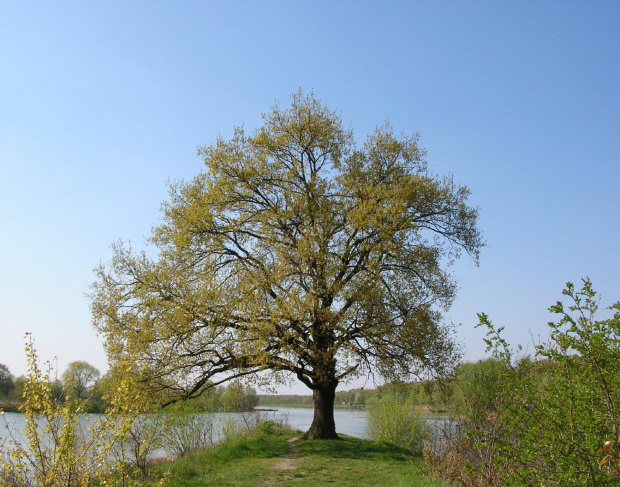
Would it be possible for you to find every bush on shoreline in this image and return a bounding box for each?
[426,279,620,486]
[0,335,166,487]
[365,392,429,454]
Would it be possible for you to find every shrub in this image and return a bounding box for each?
[365,392,429,453]
[122,411,168,476]
[159,412,216,459]
[0,334,168,486]
[450,358,507,427]
[496,279,620,486]
[427,279,620,486]
[157,409,291,460]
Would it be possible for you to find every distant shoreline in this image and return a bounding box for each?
[0,402,20,413]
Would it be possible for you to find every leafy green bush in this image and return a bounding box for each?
[450,358,507,427]
[494,279,620,485]
[428,279,620,486]
[365,392,429,453]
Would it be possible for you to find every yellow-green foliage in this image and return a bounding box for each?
[91,90,482,438]
[0,334,169,487]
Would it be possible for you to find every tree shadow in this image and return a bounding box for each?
[294,434,418,461]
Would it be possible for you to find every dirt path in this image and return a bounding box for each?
[264,436,302,485]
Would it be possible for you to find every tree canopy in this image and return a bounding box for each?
[91,91,482,439]
[0,363,15,398]
[61,360,101,400]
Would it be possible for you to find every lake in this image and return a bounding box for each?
[1,407,452,466]
[0,407,369,449]
[258,407,368,438]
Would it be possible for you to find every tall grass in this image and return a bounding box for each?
[155,410,291,460]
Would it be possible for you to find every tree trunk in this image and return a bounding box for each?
[301,383,339,440]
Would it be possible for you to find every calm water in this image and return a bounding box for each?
[0,407,369,447]
[259,407,368,438]
[1,408,452,465]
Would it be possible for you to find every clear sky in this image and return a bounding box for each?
[1,1,618,394]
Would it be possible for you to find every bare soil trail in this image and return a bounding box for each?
[264,436,303,485]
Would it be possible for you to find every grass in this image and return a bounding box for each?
[150,430,447,487]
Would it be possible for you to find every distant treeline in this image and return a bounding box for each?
[1,356,451,414]
[0,361,259,413]
[258,382,439,409]
[2,359,447,414]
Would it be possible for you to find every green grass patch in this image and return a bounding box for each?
[151,430,446,486]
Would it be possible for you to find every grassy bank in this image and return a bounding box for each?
[151,430,445,487]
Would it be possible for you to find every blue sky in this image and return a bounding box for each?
[1,1,618,394]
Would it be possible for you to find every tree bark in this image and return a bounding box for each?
[301,382,339,440]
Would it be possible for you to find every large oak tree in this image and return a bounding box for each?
[91,92,482,439]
